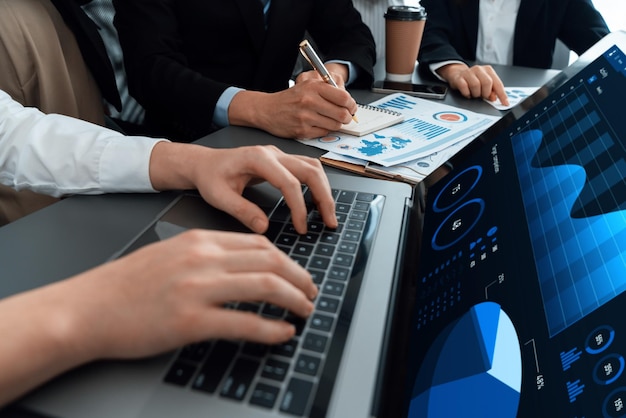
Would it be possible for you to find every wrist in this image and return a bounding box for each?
[149,141,208,191]
[325,63,349,85]
[228,90,268,129]
[437,63,468,82]
[0,281,95,405]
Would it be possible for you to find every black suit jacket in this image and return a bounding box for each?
[418,0,609,78]
[50,0,121,111]
[113,0,376,141]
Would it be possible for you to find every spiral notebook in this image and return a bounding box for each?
[339,103,404,136]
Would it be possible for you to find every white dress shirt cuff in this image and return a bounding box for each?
[429,60,466,81]
[99,136,166,194]
[0,90,166,197]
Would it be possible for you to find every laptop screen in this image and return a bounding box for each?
[402,37,626,417]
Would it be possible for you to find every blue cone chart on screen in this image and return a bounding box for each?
[409,302,521,417]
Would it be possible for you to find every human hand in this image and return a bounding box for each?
[66,230,318,359]
[228,75,357,139]
[438,63,509,106]
[296,63,350,89]
[0,230,319,405]
[149,142,338,234]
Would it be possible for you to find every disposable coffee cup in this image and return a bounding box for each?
[384,5,427,82]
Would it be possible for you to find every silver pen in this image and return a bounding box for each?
[298,40,358,122]
[299,39,338,87]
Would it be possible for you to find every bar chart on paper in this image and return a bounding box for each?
[298,94,500,167]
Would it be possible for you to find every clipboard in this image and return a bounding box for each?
[320,155,422,184]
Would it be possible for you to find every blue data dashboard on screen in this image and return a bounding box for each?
[403,43,626,418]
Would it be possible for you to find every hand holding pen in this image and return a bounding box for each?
[299,40,358,123]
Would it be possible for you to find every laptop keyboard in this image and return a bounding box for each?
[162,187,384,417]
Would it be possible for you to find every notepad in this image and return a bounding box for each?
[339,104,404,136]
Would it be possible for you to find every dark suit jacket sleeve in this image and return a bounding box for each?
[417,0,476,79]
[306,0,376,89]
[113,0,226,140]
[557,0,610,55]
[113,0,375,140]
[417,0,609,78]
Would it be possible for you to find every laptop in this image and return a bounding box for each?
[8,148,417,416]
[8,29,626,418]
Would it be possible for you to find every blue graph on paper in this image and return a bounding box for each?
[297,93,500,167]
[355,135,412,157]
[511,83,626,337]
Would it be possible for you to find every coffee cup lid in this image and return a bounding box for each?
[384,5,427,21]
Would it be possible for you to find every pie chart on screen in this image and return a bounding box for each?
[409,302,522,418]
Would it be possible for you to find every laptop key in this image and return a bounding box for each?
[328,266,349,281]
[322,281,345,297]
[261,358,290,381]
[277,233,297,246]
[220,357,260,401]
[343,230,362,242]
[308,269,325,285]
[353,201,371,211]
[178,341,211,363]
[335,203,351,213]
[335,212,348,223]
[338,241,357,254]
[261,303,286,318]
[310,313,334,332]
[355,192,376,202]
[293,243,314,256]
[317,296,340,313]
[291,255,307,268]
[271,339,298,358]
[333,253,354,267]
[163,361,196,386]
[192,340,238,393]
[302,332,328,353]
[298,232,320,244]
[242,342,270,358]
[280,378,313,416]
[315,243,335,256]
[349,210,367,221]
[336,190,356,203]
[309,256,330,271]
[284,312,306,336]
[307,221,324,233]
[295,354,322,376]
[250,383,280,409]
[320,231,340,244]
[345,219,365,230]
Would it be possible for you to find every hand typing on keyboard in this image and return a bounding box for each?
[0,144,334,407]
[150,143,338,235]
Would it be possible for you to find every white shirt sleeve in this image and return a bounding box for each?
[0,90,167,197]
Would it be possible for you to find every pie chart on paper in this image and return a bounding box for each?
[409,301,522,418]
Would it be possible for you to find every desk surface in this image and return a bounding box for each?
[0,63,560,298]
[0,63,560,417]
[364,62,560,116]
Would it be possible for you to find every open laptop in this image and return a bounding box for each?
[9,142,417,417]
[8,29,626,418]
